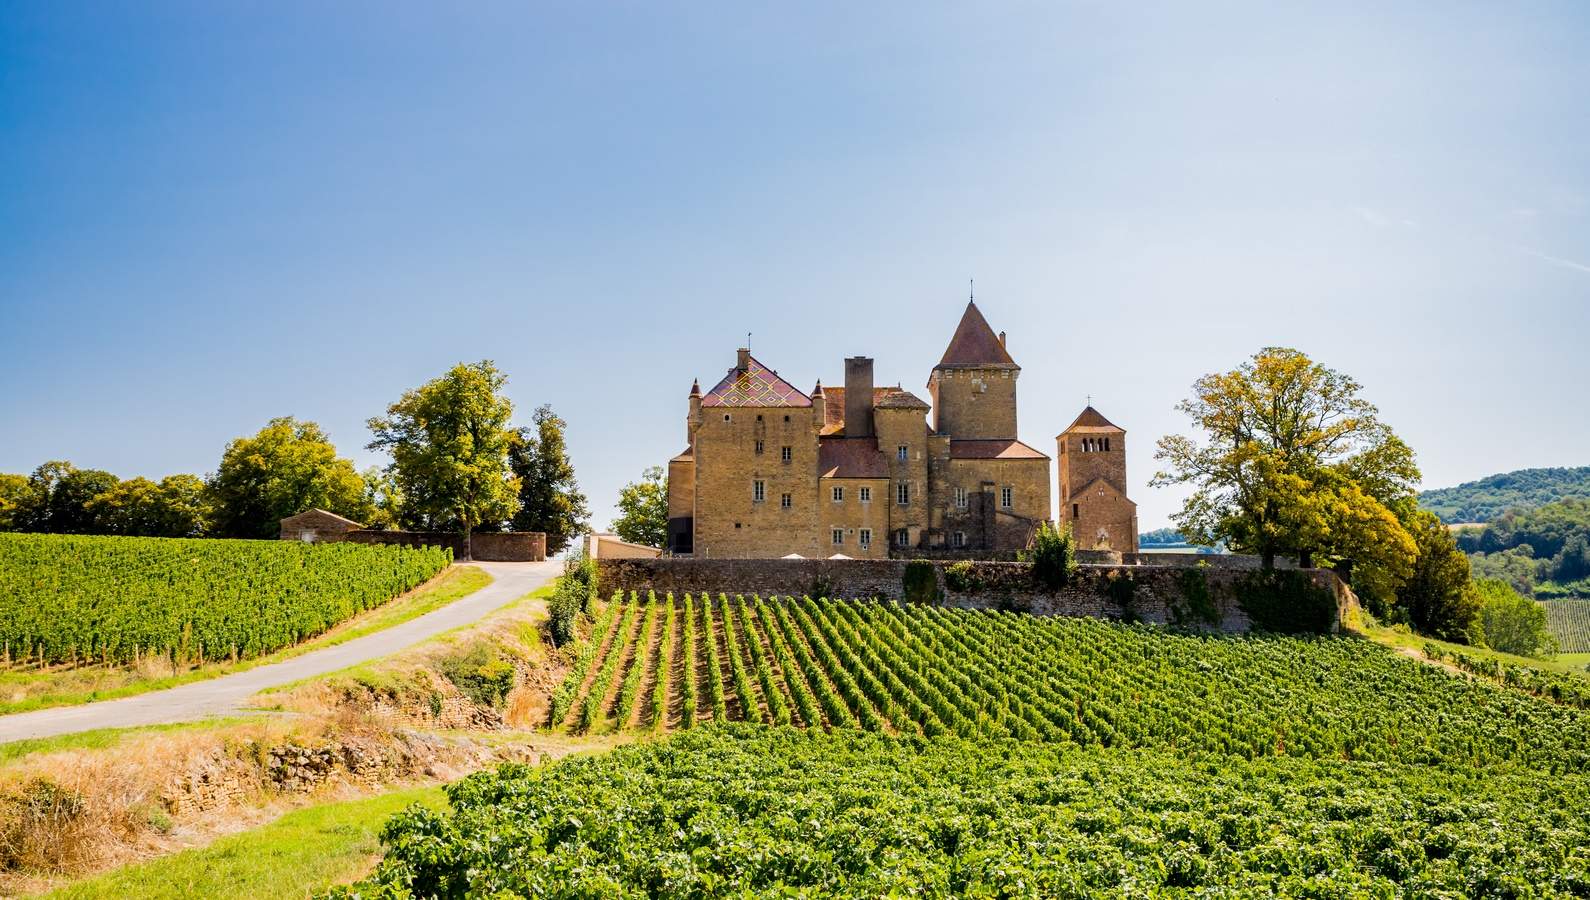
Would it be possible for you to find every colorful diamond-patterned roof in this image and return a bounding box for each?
[700,354,812,408]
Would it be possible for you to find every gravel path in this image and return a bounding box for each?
[0,560,561,744]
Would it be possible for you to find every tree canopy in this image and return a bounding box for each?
[368,361,520,554]
[509,404,589,554]
[86,474,209,537]
[208,417,372,539]
[1419,466,1590,524]
[612,466,668,548]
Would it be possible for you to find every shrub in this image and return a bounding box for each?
[1025,521,1078,591]
[1105,571,1138,623]
[1170,565,1221,628]
[1476,579,1557,657]
[438,644,516,708]
[1235,570,1337,634]
[944,560,980,593]
[901,560,940,604]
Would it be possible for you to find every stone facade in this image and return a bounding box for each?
[279,508,363,543]
[595,557,1352,634]
[1057,407,1139,553]
[667,301,1052,559]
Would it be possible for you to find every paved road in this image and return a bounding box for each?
[0,560,561,744]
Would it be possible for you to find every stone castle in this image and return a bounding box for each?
[666,300,1137,558]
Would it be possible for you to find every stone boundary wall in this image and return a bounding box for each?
[596,557,1351,633]
[345,530,546,562]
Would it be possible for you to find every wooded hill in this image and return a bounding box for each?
[1419,466,1590,524]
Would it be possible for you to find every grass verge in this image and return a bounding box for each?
[38,785,447,900]
[0,566,494,716]
[0,717,254,767]
[1351,606,1590,683]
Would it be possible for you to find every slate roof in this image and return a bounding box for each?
[948,439,1049,460]
[818,438,890,478]
[1059,405,1124,435]
[936,301,1018,369]
[700,354,812,408]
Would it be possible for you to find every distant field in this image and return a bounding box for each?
[0,534,451,667]
[1544,599,1590,653]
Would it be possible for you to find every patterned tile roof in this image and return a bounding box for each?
[700,354,812,408]
[936,301,1018,369]
[818,437,890,478]
[948,439,1049,460]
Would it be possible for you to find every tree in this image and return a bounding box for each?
[1153,348,1419,577]
[86,474,209,537]
[11,461,121,534]
[0,473,33,531]
[1400,510,1483,643]
[208,418,373,539]
[509,404,589,555]
[368,361,520,557]
[1475,578,1556,657]
[360,466,404,531]
[613,466,668,548]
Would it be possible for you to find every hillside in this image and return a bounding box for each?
[1419,466,1590,523]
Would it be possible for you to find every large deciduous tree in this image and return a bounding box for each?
[1400,510,1484,644]
[208,418,373,539]
[509,404,589,555]
[0,473,34,532]
[368,361,520,557]
[12,461,121,534]
[612,466,668,548]
[1153,347,1419,577]
[86,474,210,537]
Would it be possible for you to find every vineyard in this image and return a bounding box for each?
[0,533,451,666]
[339,726,1590,897]
[551,592,1590,771]
[1544,599,1590,653]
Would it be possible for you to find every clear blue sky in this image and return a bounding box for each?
[3,2,1587,532]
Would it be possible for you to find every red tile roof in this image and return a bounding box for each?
[1060,405,1123,434]
[818,438,889,478]
[700,354,812,408]
[936,301,1017,369]
[820,385,929,434]
[948,439,1049,460]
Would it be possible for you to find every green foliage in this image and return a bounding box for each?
[208,419,372,539]
[1420,465,1590,524]
[1104,571,1138,622]
[1026,520,1078,590]
[0,473,29,532]
[368,361,520,549]
[900,559,940,604]
[1543,599,1590,653]
[85,474,209,538]
[611,465,668,548]
[337,726,1590,899]
[1423,642,1589,710]
[1170,565,1221,627]
[546,553,597,648]
[508,404,589,555]
[437,644,516,708]
[1153,347,1419,577]
[1476,578,1557,658]
[1400,511,1483,644]
[544,593,1589,769]
[943,560,980,593]
[1234,569,1337,634]
[0,534,448,665]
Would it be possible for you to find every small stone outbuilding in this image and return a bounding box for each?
[279,509,364,543]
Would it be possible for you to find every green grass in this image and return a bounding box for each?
[0,717,253,766]
[1350,605,1590,684]
[1562,653,1590,670]
[0,566,493,716]
[40,785,446,900]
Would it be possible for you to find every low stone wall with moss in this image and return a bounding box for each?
[596,558,1351,633]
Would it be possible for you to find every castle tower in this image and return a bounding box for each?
[927,300,1020,439]
[1057,406,1138,553]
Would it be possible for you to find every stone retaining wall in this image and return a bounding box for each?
[345,530,546,561]
[595,557,1351,633]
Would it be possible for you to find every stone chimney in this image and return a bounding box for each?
[998,331,1007,349]
[844,357,874,438]
[812,380,827,431]
[736,347,750,371]
[687,378,702,440]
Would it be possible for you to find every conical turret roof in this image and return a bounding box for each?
[935,301,1017,369]
[1060,405,1123,435]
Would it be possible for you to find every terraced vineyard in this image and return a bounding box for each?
[552,592,1590,771]
[1544,599,1590,653]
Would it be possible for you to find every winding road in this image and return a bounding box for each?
[0,560,561,744]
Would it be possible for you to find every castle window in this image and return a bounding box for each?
[724,414,732,422]
[784,415,790,423]
[753,480,765,503]
[832,528,844,546]
[897,445,908,461]
[894,528,909,547]
[859,528,871,549]
[755,440,764,455]
[781,446,792,462]
[832,486,844,502]
[859,486,871,503]
[952,531,965,548]
[1001,486,1013,509]
[955,486,968,508]
[1073,503,1079,518]
[781,493,792,509]
[756,414,763,421]
[896,483,910,506]
[1104,437,1111,451]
